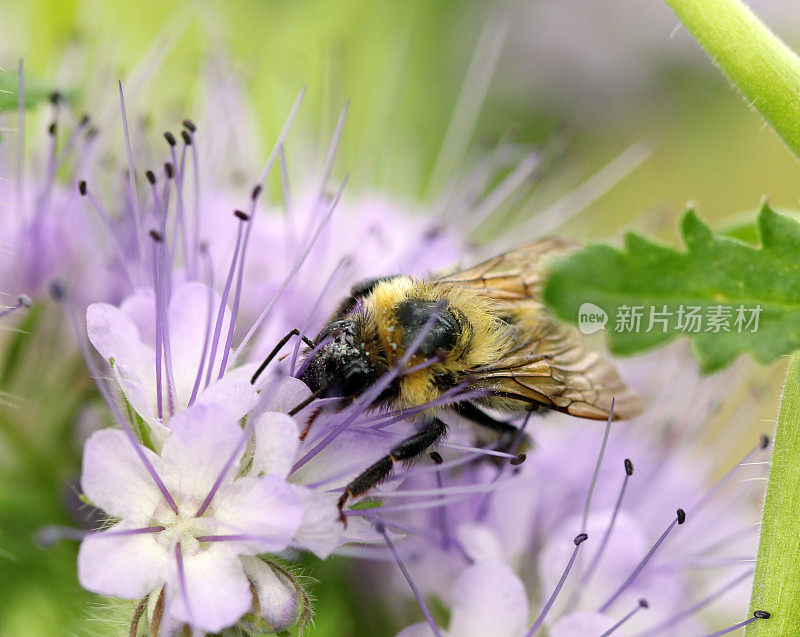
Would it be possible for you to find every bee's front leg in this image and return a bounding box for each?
[336,419,448,526]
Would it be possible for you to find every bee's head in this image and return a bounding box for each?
[299,319,376,398]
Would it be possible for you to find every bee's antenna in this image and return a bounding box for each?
[251,328,315,385]
[287,383,331,416]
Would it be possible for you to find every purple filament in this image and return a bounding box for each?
[581,460,633,587]
[187,246,215,406]
[203,216,245,389]
[639,569,753,636]
[600,599,648,636]
[598,512,683,613]
[526,533,589,636]
[57,291,178,514]
[374,518,443,637]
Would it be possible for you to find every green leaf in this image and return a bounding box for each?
[542,201,800,371]
[347,500,383,510]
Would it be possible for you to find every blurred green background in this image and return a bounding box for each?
[1,1,798,634]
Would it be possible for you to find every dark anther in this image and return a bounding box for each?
[624,458,633,475]
[760,434,770,449]
[79,114,90,127]
[430,451,443,464]
[78,181,87,196]
[373,520,385,534]
[149,229,164,242]
[639,599,649,609]
[574,533,589,546]
[251,184,263,200]
[182,119,196,132]
[677,509,686,524]
[164,131,176,146]
[86,126,99,140]
[510,453,526,466]
[181,130,192,145]
[754,610,771,619]
[48,91,62,104]
[234,210,250,221]
[48,122,57,136]
[145,170,156,185]
[164,163,174,179]
[199,240,209,252]
[49,280,66,301]
[17,295,32,308]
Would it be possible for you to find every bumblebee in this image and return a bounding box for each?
[278,239,642,515]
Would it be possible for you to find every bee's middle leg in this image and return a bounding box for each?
[454,402,532,456]
[336,418,447,524]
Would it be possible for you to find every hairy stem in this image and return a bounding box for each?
[746,353,800,634]
[664,0,800,160]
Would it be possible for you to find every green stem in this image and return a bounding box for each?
[664,0,800,160]
[661,0,800,633]
[747,353,800,634]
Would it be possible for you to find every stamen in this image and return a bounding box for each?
[203,212,246,389]
[232,177,347,364]
[195,419,255,517]
[38,525,165,545]
[526,533,589,636]
[293,335,333,380]
[373,518,443,637]
[435,464,449,547]
[182,118,196,132]
[640,569,754,635]
[598,509,686,613]
[436,440,522,462]
[187,244,215,406]
[701,611,770,637]
[474,412,533,521]
[118,81,144,272]
[599,598,648,636]
[425,13,508,199]
[582,400,614,533]
[51,283,178,513]
[174,543,194,629]
[580,458,634,587]
[278,144,297,245]
[687,435,771,517]
[0,295,32,319]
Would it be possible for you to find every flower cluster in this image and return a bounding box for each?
[15,45,768,635]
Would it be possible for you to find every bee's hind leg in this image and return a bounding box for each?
[454,402,532,458]
[336,418,447,525]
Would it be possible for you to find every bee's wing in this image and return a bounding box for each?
[437,237,576,301]
[438,239,643,421]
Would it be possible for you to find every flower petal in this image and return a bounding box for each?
[165,543,251,633]
[290,489,342,558]
[240,556,299,632]
[455,523,505,563]
[80,428,164,521]
[160,404,245,498]
[448,561,528,637]
[212,476,304,554]
[78,523,167,599]
[166,281,232,404]
[252,411,300,478]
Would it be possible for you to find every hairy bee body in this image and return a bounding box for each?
[296,239,643,515]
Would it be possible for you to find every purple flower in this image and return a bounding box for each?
[353,346,768,636]
[77,404,305,633]
[397,560,529,637]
